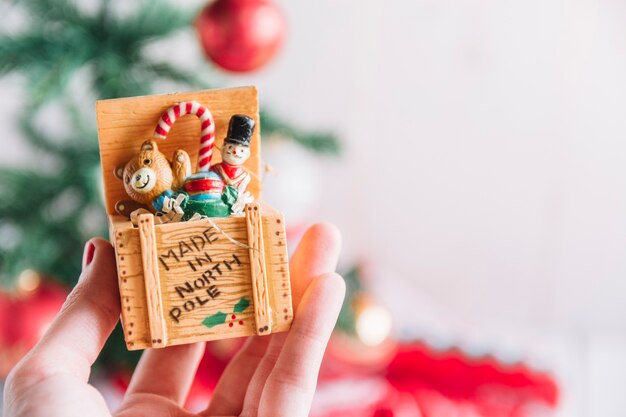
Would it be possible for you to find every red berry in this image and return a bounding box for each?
[229,322,234,327]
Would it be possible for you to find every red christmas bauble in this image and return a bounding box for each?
[196,0,285,72]
[0,280,67,377]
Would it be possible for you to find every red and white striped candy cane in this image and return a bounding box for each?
[153,101,215,172]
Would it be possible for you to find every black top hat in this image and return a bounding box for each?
[224,114,255,147]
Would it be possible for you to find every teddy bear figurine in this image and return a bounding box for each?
[122,140,191,212]
[119,139,239,223]
[122,140,191,221]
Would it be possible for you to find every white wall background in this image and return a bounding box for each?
[2,0,626,415]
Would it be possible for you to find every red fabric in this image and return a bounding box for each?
[219,162,243,179]
[379,343,558,417]
[108,333,559,417]
[385,343,558,407]
[313,338,558,417]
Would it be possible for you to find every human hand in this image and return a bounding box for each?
[3,223,344,417]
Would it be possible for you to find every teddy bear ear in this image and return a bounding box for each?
[113,164,125,180]
[141,140,158,151]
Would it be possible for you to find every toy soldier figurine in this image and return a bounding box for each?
[212,115,255,213]
[213,115,254,188]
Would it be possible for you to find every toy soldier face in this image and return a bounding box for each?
[221,143,250,166]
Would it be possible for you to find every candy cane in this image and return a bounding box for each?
[153,101,215,172]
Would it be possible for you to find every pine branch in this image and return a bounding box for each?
[0,170,66,220]
[0,163,105,289]
[139,62,210,90]
[0,32,84,77]
[18,108,98,158]
[29,61,80,107]
[335,266,364,334]
[113,0,193,43]
[0,0,342,371]
[20,0,85,26]
[0,220,92,288]
[94,61,151,99]
[260,110,341,155]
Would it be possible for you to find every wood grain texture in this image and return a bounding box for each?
[138,213,167,348]
[260,203,293,334]
[96,87,262,215]
[155,217,254,343]
[245,202,272,335]
[111,208,292,350]
[109,216,151,349]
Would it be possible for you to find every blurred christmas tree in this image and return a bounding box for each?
[0,0,338,370]
[0,4,562,415]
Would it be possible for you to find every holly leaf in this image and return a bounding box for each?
[202,311,227,328]
[233,297,250,313]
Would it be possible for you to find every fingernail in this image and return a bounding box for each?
[83,241,96,269]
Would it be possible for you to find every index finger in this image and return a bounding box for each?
[289,222,342,307]
[206,223,342,417]
[258,272,346,417]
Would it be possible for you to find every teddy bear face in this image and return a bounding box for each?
[123,140,174,205]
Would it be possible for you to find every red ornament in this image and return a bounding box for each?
[196,0,286,72]
[0,281,67,377]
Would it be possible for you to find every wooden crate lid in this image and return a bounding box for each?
[96,86,261,215]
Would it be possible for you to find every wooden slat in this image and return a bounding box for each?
[261,210,293,333]
[246,202,272,334]
[111,221,151,349]
[138,213,168,348]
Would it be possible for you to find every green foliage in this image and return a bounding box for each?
[0,0,194,102]
[335,266,364,335]
[261,110,341,155]
[0,0,340,371]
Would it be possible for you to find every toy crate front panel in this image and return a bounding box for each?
[112,204,293,350]
[155,218,257,345]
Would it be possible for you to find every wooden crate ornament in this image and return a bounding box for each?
[96,87,293,350]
